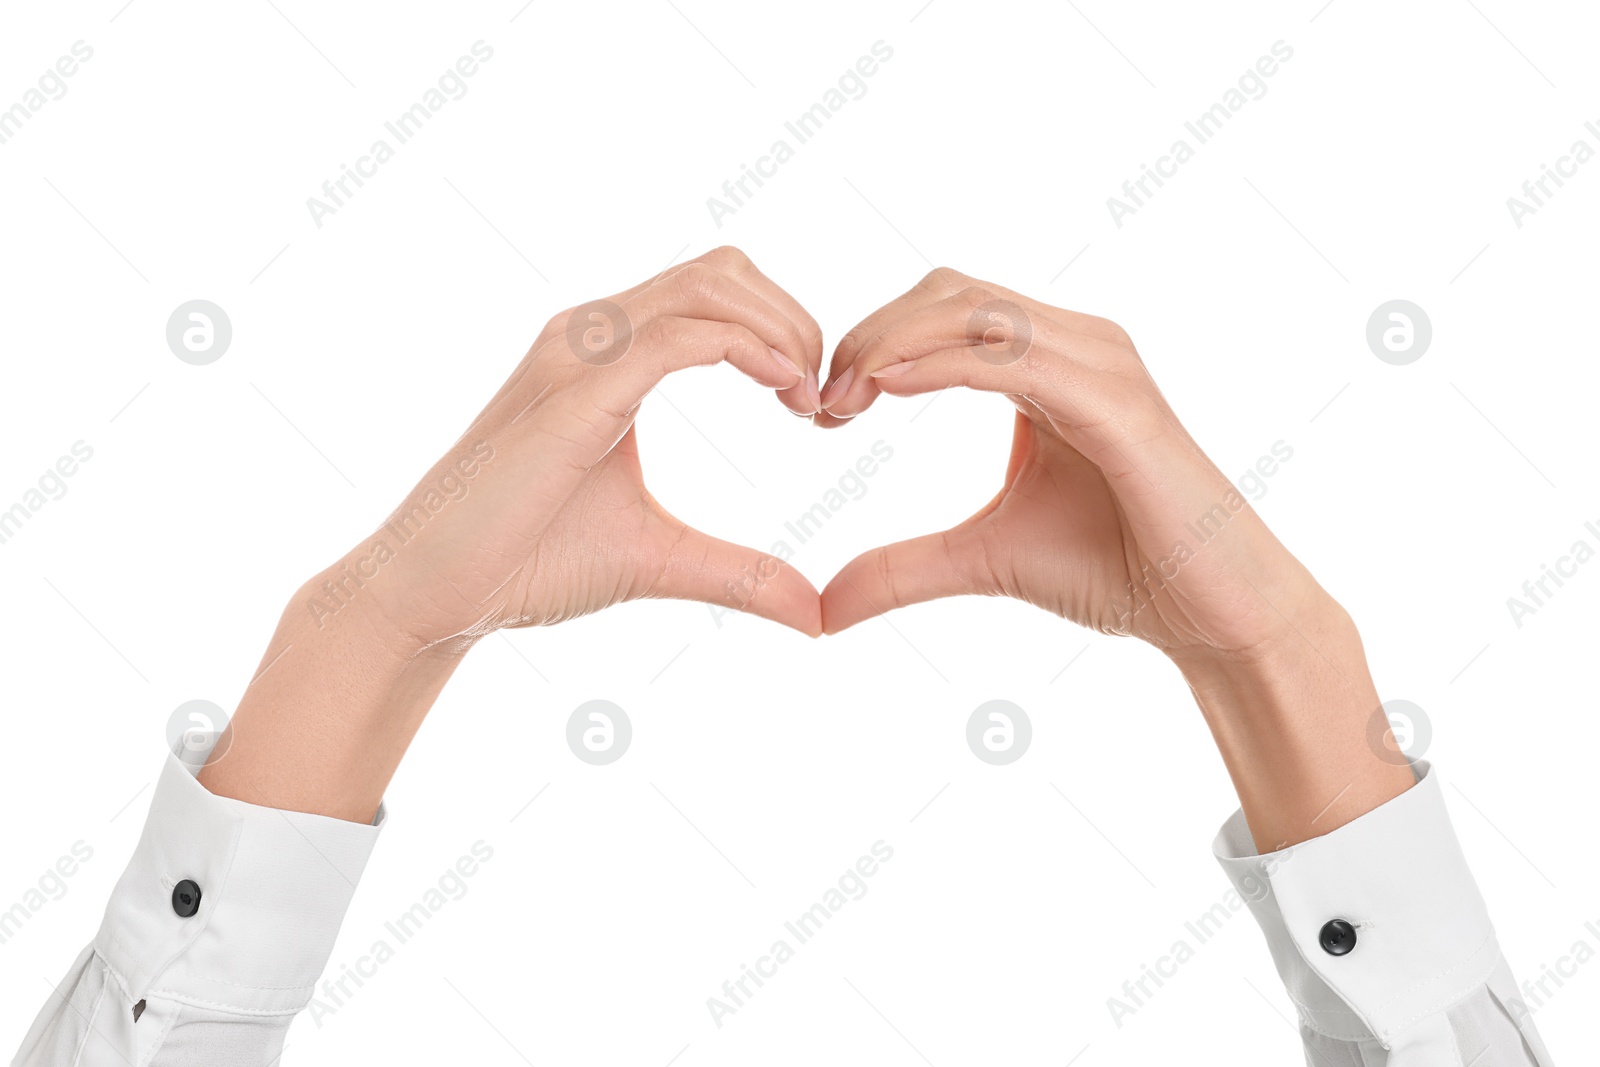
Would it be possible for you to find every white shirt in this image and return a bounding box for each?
[1213,761,1554,1066]
[11,746,1555,1066]
[13,742,382,1067]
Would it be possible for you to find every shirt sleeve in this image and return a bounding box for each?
[1214,760,1556,1067]
[11,737,384,1067]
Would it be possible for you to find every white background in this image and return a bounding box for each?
[2,0,1596,1062]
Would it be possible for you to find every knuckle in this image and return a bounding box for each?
[798,313,824,351]
[917,266,967,293]
[670,262,718,302]
[1118,387,1168,440]
[1089,315,1135,349]
[639,315,684,352]
[713,321,752,354]
[956,284,998,311]
[700,245,752,270]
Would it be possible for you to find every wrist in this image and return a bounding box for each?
[1166,597,1415,851]
[298,552,482,661]
[195,569,473,823]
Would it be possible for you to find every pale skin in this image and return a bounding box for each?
[198,249,1414,855]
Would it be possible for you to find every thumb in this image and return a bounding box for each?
[648,521,823,637]
[820,526,997,635]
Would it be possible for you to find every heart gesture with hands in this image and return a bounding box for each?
[209,246,1413,853]
[815,266,1324,661]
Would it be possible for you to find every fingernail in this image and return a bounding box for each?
[870,361,918,378]
[805,369,822,413]
[820,365,855,410]
[769,347,803,379]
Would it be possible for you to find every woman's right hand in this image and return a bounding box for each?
[813,267,1413,847]
[814,267,1324,660]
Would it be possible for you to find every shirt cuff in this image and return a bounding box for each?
[1213,760,1501,1051]
[92,737,385,1016]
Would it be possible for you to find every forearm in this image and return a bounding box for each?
[1168,594,1416,852]
[196,563,472,824]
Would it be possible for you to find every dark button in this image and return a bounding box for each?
[171,879,203,918]
[1319,919,1356,956]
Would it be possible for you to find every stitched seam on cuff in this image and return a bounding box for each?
[1376,941,1501,1040]
[1365,930,1494,1016]
[1293,931,1498,1041]
[154,972,320,992]
[1286,994,1372,1042]
[142,988,307,1017]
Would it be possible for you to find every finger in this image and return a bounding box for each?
[816,269,959,426]
[866,343,1246,559]
[690,247,826,416]
[836,287,1136,423]
[627,260,820,415]
[822,289,1003,421]
[506,315,804,472]
[820,526,997,635]
[651,523,823,637]
[863,340,1133,454]
[820,270,1134,424]
[585,316,805,415]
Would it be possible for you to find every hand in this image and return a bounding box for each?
[815,267,1325,658]
[814,268,1413,848]
[200,247,825,820]
[338,246,827,648]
